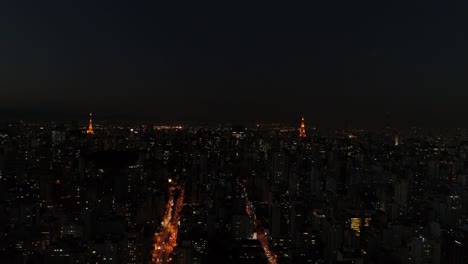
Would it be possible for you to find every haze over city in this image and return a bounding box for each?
[1,1,468,127]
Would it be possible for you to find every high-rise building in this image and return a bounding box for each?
[232,215,254,240]
[51,130,65,145]
[310,164,321,196]
[272,152,287,184]
[176,241,193,264]
[235,239,268,264]
[270,203,281,238]
[410,236,440,264]
[394,179,408,208]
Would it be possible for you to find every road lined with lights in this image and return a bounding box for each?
[241,180,278,264]
[152,180,185,263]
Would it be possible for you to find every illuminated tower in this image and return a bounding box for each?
[86,113,95,135]
[299,117,306,138]
[394,134,400,146]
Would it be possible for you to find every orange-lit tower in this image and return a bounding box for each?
[299,116,306,138]
[86,113,95,135]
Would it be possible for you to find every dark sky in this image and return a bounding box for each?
[1,0,468,127]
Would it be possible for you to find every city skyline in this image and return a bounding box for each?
[1,117,467,263]
[2,1,468,263]
[2,101,468,129]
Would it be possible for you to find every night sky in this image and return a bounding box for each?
[1,1,468,127]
